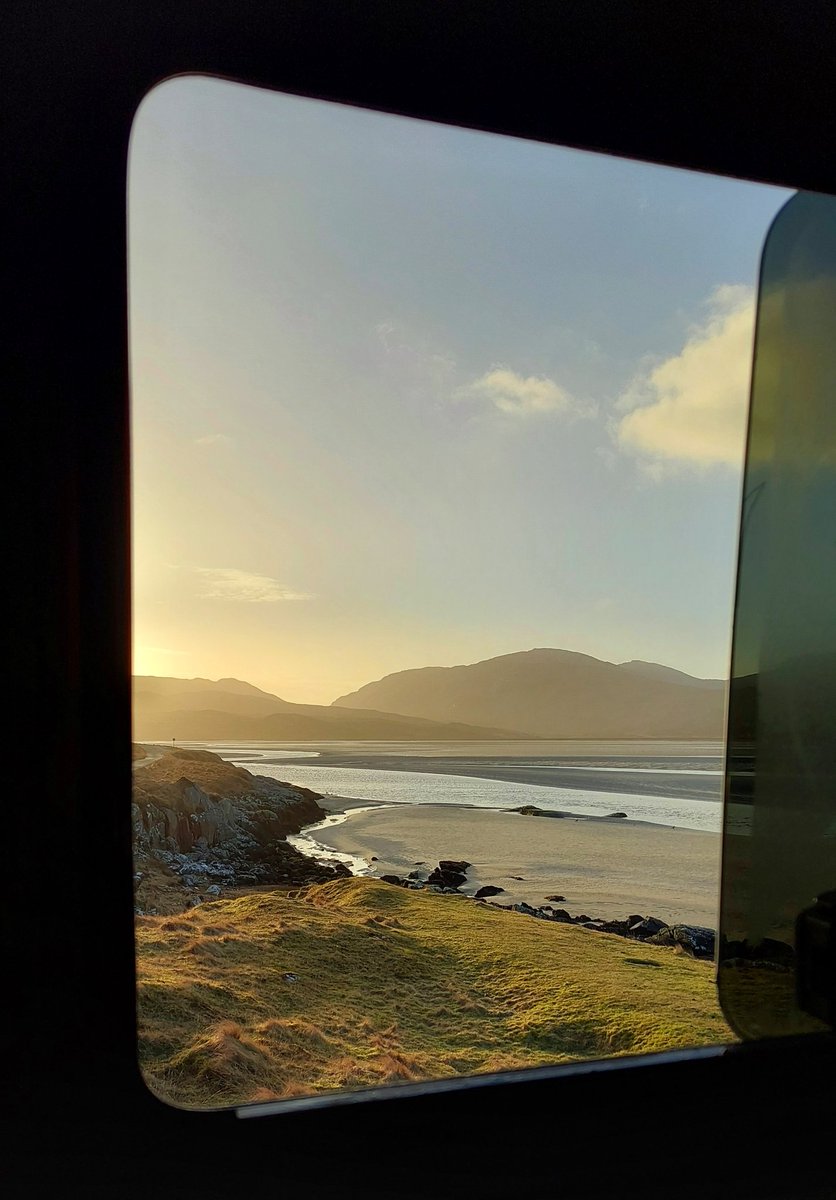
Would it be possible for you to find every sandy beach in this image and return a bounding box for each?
[313,798,721,927]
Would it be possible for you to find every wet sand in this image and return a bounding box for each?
[314,798,721,927]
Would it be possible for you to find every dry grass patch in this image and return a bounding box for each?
[137,878,733,1108]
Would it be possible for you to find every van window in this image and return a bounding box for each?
[128,75,790,1110]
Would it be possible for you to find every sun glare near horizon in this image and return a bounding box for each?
[129,77,791,705]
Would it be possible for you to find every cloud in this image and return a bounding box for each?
[193,568,313,603]
[615,284,755,470]
[459,367,578,417]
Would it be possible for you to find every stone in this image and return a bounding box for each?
[647,924,716,959]
[205,884,221,897]
[380,874,403,886]
[474,885,505,898]
[544,894,566,902]
[426,866,467,889]
[439,860,471,873]
[628,917,668,938]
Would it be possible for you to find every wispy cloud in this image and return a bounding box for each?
[458,367,581,418]
[615,284,755,471]
[193,568,313,603]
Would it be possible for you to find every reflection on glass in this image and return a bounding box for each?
[719,192,836,1038]
[129,77,789,1109]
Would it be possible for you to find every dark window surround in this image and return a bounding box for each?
[6,3,836,1197]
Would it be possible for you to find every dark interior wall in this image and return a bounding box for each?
[5,2,835,1196]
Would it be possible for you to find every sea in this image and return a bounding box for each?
[199,740,726,835]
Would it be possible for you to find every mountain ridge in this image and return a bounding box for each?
[332,648,725,739]
[132,676,518,741]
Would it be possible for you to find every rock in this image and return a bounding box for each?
[647,924,715,959]
[370,856,378,861]
[544,894,566,902]
[549,909,574,923]
[574,915,592,924]
[439,859,471,873]
[426,866,467,889]
[628,916,668,938]
[607,812,628,819]
[282,972,298,983]
[627,914,644,927]
[720,937,794,967]
[599,920,631,936]
[475,885,505,898]
[205,884,222,897]
[380,874,403,886]
[513,902,540,917]
[407,871,425,881]
[509,806,564,819]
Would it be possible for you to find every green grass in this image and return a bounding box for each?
[136,878,733,1108]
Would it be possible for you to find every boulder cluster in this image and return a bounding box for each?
[378,859,716,959]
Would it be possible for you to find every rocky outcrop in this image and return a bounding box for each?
[132,746,346,913]
[426,860,471,889]
[375,856,715,959]
[646,924,716,959]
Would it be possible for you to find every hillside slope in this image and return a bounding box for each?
[136,878,731,1108]
[334,648,725,739]
[133,676,515,741]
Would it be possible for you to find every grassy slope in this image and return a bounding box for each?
[136,878,733,1109]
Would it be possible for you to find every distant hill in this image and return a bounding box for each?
[333,649,725,739]
[132,676,514,741]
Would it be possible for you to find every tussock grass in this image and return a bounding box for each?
[136,878,732,1108]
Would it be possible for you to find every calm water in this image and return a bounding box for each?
[201,741,725,833]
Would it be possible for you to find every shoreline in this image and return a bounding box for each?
[296,794,721,927]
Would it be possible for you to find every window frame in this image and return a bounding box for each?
[6,2,836,1195]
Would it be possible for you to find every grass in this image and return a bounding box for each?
[136,878,733,1109]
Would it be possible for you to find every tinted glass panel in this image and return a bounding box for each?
[719,192,836,1037]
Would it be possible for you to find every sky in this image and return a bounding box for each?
[128,76,792,705]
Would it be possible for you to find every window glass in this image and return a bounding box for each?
[129,76,790,1109]
[719,192,836,1038]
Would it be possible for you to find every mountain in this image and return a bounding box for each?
[132,676,514,741]
[333,648,725,739]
